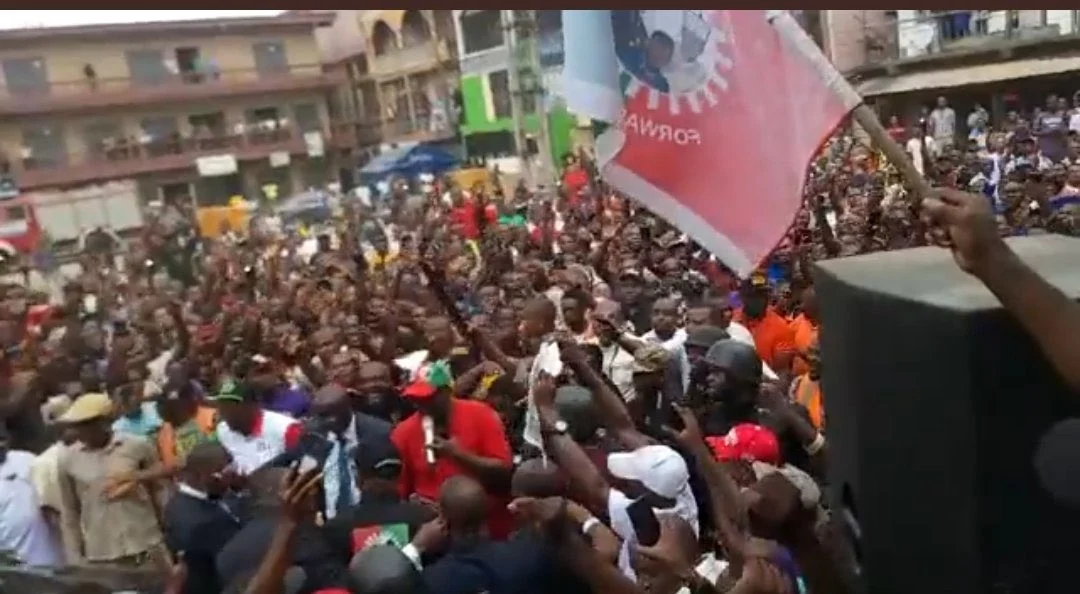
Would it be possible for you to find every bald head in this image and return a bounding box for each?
[312,383,349,410]
[511,459,567,499]
[439,475,488,534]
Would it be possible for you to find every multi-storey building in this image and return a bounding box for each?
[821,10,1080,125]
[354,10,459,150]
[0,12,356,206]
[452,10,581,166]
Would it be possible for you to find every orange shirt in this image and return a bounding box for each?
[734,307,796,372]
[789,314,819,376]
[791,374,824,430]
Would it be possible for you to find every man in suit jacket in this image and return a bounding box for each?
[163,442,241,594]
[309,384,394,520]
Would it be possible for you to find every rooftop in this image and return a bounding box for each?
[0,11,334,45]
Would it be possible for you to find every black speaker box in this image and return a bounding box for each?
[813,235,1080,594]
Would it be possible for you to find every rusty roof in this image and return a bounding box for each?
[0,11,335,44]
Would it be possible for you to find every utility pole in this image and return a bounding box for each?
[503,10,554,188]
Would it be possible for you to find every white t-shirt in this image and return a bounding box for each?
[216,410,299,475]
[906,137,924,175]
[608,487,699,581]
[523,339,562,449]
[0,451,64,566]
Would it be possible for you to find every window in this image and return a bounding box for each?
[301,157,327,189]
[140,116,179,141]
[401,10,432,47]
[195,173,242,208]
[464,130,516,159]
[140,116,180,156]
[293,103,322,133]
[125,50,169,86]
[358,82,381,121]
[536,10,564,68]
[2,57,49,96]
[83,120,122,153]
[246,107,282,126]
[175,47,203,82]
[252,41,288,76]
[408,74,433,119]
[21,124,67,168]
[488,70,512,120]
[188,112,226,136]
[5,206,26,221]
[371,21,398,56]
[460,10,504,54]
[381,78,410,126]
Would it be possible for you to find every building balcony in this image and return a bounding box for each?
[379,109,457,145]
[0,64,345,118]
[861,10,1080,67]
[12,123,352,190]
[369,39,457,78]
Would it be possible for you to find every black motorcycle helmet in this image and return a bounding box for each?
[702,339,763,387]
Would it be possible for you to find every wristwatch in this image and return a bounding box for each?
[543,419,569,436]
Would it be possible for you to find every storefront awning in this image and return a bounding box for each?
[855,54,1080,97]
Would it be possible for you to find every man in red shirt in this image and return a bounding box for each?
[390,362,514,538]
[561,153,589,204]
[448,190,496,240]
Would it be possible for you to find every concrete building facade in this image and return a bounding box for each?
[821,10,1080,127]
[453,10,585,167]
[352,10,460,151]
[0,12,355,206]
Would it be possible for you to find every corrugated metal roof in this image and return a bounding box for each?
[856,54,1080,97]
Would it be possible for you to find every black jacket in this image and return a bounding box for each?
[323,491,436,564]
[164,489,242,594]
[217,512,347,594]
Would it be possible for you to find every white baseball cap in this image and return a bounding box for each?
[607,444,689,500]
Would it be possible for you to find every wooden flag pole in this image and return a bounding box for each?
[850,104,935,200]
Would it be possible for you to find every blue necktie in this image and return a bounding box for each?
[335,436,353,514]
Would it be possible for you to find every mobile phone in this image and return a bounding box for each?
[626,497,661,547]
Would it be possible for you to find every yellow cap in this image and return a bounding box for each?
[59,392,113,424]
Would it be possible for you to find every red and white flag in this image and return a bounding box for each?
[562,10,861,274]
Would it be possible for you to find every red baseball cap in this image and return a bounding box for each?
[706,423,781,466]
[401,379,437,400]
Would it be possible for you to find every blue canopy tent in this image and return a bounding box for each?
[358,143,460,185]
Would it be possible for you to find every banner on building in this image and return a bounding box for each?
[195,155,238,177]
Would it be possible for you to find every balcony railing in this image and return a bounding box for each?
[369,39,456,76]
[11,123,353,190]
[0,63,343,116]
[862,10,1079,65]
[379,109,457,144]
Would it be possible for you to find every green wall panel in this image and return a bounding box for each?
[457,73,576,165]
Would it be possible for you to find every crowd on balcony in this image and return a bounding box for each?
[6,118,315,173]
[880,91,1080,235]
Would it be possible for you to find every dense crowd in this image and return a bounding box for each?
[0,90,1076,594]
